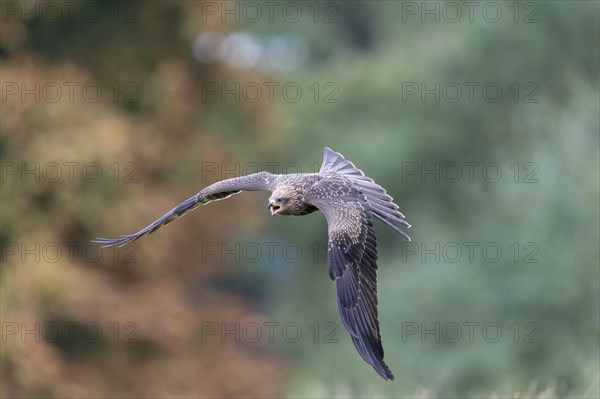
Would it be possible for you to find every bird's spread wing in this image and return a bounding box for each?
[306,178,395,381]
[92,172,276,248]
[321,147,411,241]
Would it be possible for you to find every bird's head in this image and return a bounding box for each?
[268,196,290,216]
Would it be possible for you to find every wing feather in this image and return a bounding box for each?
[306,178,395,381]
[92,172,276,248]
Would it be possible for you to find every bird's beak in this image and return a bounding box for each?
[268,201,280,216]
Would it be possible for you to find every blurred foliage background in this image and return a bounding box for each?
[1,1,598,398]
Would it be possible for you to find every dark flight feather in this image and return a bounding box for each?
[305,178,395,381]
[92,172,276,248]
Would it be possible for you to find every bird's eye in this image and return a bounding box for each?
[276,198,285,203]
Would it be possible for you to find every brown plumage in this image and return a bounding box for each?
[92,147,411,380]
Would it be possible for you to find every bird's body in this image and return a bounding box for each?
[93,147,410,381]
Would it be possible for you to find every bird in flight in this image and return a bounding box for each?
[93,147,411,380]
